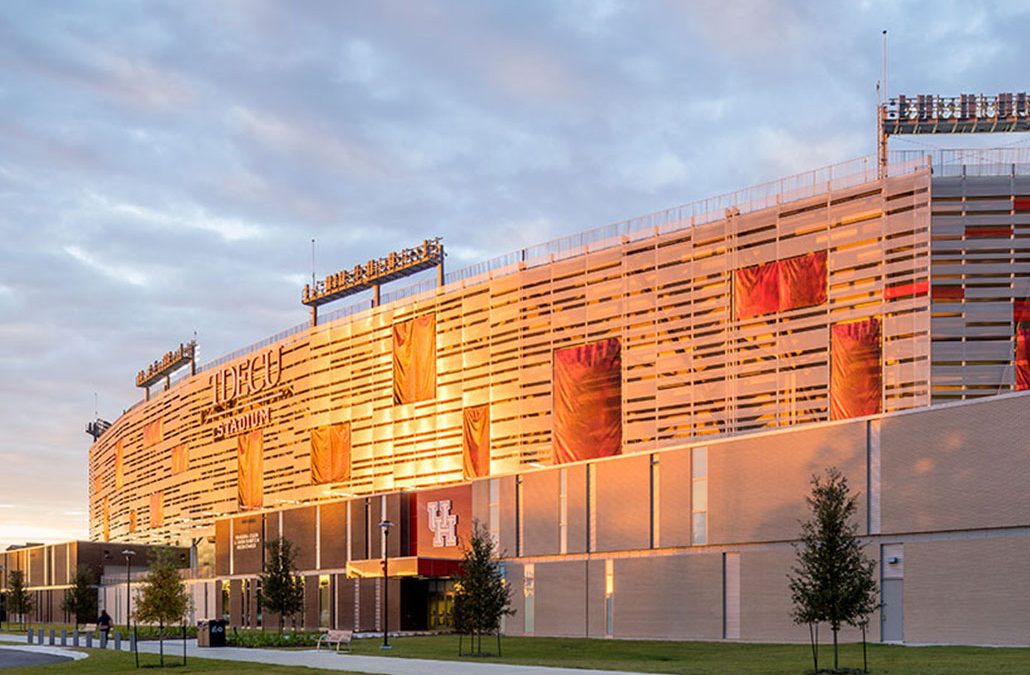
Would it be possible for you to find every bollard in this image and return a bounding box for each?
[73,630,79,647]
[49,629,55,645]
[61,629,67,646]
[130,631,137,653]
[37,628,44,645]
[85,632,92,648]
[26,629,32,644]
[114,631,121,651]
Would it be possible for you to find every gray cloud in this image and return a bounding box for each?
[1,0,1027,547]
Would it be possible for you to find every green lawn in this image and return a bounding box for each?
[2,648,363,674]
[7,633,1030,674]
[348,634,1030,675]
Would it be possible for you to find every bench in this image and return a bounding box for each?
[316,629,352,653]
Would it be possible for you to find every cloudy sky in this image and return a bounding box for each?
[1,0,1027,548]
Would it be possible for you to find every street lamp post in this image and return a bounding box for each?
[0,564,5,631]
[379,519,394,650]
[122,549,136,633]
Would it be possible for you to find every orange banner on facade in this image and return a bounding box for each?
[143,419,163,448]
[735,252,827,319]
[1016,326,1030,391]
[171,444,188,474]
[311,422,351,484]
[237,430,264,510]
[129,509,137,533]
[393,314,437,404]
[102,498,110,542]
[553,338,622,464]
[114,440,125,490]
[462,405,490,479]
[830,317,882,420]
[150,492,163,528]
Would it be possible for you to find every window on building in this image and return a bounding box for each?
[523,563,535,635]
[488,479,500,547]
[605,559,614,637]
[691,447,708,545]
[319,575,331,629]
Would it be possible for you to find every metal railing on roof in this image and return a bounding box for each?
[891,147,1030,177]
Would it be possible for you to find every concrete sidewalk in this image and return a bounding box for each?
[2,633,649,675]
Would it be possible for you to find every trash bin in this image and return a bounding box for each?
[197,621,210,648]
[208,620,227,647]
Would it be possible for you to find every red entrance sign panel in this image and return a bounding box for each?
[1016,326,1030,392]
[414,485,472,560]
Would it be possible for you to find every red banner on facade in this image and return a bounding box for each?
[393,315,437,404]
[735,252,827,319]
[237,430,263,510]
[1016,326,1030,391]
[734,260,780,319]
[884,279,929,300]
[779,251,828,311]
[462,405,490,480]
[830,318,882,421]
[553,337,622,464]
[311,422,351,484]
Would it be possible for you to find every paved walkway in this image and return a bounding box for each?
[0,646,75,669]
[1,633,648,675]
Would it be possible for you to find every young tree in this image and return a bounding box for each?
[259,537,304,633]
[789,468,878,673]
[6,570,33,629]
[134,548,190,666]
[61,565,98,627]
[453,520,513,656]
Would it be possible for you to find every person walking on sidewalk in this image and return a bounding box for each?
[97,610,113,648]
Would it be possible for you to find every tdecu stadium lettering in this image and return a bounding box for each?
[209,345,284,406]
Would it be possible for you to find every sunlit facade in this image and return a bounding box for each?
[82,150,1030,643]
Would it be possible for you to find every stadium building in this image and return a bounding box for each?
[12,105,1030,644]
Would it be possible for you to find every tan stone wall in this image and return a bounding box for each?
[709,422,867,545]
[881,395,1030,533]
[905,537,1030,645]
[614,554,722,639]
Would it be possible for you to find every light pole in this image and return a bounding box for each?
[0,564,4,631]
[379,519,393,650]
[122,549,136,633]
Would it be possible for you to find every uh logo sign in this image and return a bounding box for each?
[427,500,458,547]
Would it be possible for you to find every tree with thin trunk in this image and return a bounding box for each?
[789,467,879,673]
[61,565,98,628]
[259,537,304,633]
[134,548,190,667]
[6,570,33,629]
[453,520,514,657]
